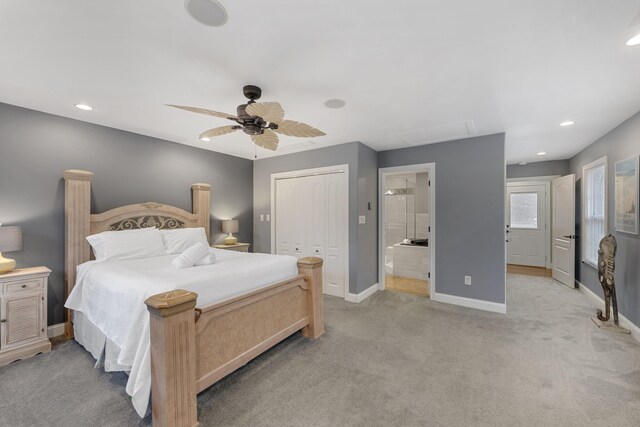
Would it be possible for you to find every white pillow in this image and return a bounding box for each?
[160,227,209,254]
[86,228,166,261]
[172,243,215,268]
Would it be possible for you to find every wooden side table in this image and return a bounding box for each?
[212,243,251,253]
[0,267,52,367]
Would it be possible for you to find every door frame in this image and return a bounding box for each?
[270,164,350,299]
[505,179,552,269]
[378,163,436,298]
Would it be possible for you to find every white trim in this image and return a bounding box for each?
[345,283,379,303]
[47,323,65,339]
[581,156,608,266]
[507,175,561,183]
[506,180,552,269]
[269,164,350,300]
[431,291,507,314]
[378,163,436,299]
[576,280,640,343]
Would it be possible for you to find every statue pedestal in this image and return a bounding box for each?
[591,317,631,334]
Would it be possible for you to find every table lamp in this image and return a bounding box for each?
[0,225,22,274]
[222,219,239,245]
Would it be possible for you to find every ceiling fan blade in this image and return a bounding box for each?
[166,104,237,120]
[245,102,285,123]
[199,125,240,139]
[274,120,326,138]
[251,129,279,151]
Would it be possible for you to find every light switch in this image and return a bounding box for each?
[260,214,264,221]
[266,214,270,221]
[359,215,366,224]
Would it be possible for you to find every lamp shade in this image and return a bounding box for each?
[0,226,22,252]
[221,219,239,234]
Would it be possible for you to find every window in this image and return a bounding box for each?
[510,193,538,229]
[582,157,607,266]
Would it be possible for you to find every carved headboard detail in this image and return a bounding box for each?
[108,216,186,231]
[63,169,211,337]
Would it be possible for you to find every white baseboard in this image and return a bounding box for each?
[47,323,65,339]
[576,280,640,343]
[431,292,507,314]
[346,283,379,303]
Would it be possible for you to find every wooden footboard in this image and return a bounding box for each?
[145,257,324,427]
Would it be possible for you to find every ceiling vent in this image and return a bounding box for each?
[397,120,476,146]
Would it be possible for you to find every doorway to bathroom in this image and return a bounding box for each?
[378,163,435,298]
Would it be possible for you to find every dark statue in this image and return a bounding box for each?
[596,234,619,326]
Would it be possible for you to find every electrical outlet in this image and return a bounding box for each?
[464,276,472,285]
[260,214,264,221]
[359,215,366,224]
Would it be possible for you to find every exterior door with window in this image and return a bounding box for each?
[507,184,546,267]
[552,174,576,287]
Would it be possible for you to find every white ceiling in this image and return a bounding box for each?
[1,0,639,163]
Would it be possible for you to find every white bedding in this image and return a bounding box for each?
[65,248,298,417]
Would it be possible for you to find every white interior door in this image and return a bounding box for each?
[274,172,347,298]
[507,184,546,267]
[323,173,347,298]
[552,174,576,287]
[275,179,293,256]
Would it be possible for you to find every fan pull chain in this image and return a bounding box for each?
[255,143,258,159]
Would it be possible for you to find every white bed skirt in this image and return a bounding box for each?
[73,311,130,373]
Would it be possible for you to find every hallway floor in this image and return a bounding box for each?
[385,275,429,296]
[1,274,639,426]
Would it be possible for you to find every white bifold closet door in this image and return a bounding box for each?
[275,173,347,298]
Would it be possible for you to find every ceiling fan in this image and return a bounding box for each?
[167,85,326,151]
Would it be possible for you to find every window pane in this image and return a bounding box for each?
[584,163,606,265]
[510,193,538,229]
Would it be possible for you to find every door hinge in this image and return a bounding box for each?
[428,226,431,233]
[428,272,431,279]
[428,180,431,187]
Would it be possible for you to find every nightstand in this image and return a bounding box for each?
[0,267,51,367]
[212,243,251,253]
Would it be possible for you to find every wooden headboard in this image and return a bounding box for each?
[62,169,211,336]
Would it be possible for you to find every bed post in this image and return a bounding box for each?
[191,183,211,243]
[298,257,325,339]
[145,290,199,427]
[63,169,94,338]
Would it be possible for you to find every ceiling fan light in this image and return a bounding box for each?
[200,137,210,142]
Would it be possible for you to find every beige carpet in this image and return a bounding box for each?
[1,274,639,426]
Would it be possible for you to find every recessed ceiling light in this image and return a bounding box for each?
[537,151,546,156]
[324,99,346,109]
[518,162,528,166]
[626,33,640,46]
[560,121,574,127]
[75,104,93,111]
[200,137,211,142]
[185,0,228,27]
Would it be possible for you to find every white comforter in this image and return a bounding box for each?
[65,248,298,417]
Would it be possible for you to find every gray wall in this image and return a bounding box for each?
[0,103,254,326]
[569,110,640,326]
[379,134,506,304]
[356,143,378,292]
[253,141,378,294]
[507,160,570,179]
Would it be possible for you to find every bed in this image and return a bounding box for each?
[62,170,324,427]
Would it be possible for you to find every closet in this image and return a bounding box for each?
[274,171,348,298]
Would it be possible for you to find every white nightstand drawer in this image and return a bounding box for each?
[3,278,44,294]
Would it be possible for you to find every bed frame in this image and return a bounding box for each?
[63,170,324,427]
